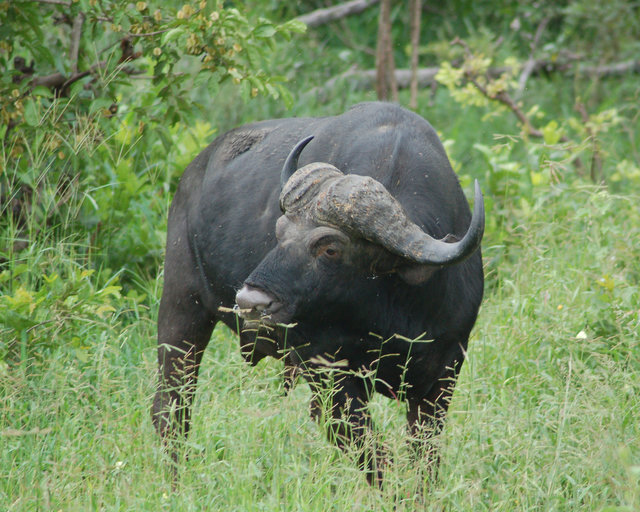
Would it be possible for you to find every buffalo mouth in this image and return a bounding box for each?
[235,284,292,325]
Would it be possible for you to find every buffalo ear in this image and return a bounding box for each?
[397,265,436,285]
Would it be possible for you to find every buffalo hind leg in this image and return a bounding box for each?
[406,359,463,476]
[310,374,385,486]
[152,291,215,463]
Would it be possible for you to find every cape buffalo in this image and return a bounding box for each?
[153,102,484,484]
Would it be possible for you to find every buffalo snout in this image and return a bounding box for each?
[235,284,282,321]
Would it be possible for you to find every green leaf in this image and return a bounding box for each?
[23,99,39,127]
[265,83,279,100]
[279,19,307,34]
[32,86,53,98]
[542,120,561,145]
[253,24,276,38]
[90,98,113,114]
[157,126,174,152]
[162,27,186,46]
[248,76,265,94]
[278,84,294,109]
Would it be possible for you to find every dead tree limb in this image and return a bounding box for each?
[30,41,142,96]
[307,57,640,102]
[307,66,442,100]
[69,12,85,74]
[28,58,116,98]
[516,16,550,98]
[21,0,72,5]
[579,60,640,76]
[296,0,379,28]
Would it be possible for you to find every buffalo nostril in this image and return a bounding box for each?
[235,285,274,313]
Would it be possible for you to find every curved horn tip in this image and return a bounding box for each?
[474,179,483,200]
[296,135,315,149]
[280,135,315,188]
[473,179,485,221]
[471,179,485,247]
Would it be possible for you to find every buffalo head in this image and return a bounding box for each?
[235,136,484,327]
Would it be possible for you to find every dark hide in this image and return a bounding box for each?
[152,102,484,485]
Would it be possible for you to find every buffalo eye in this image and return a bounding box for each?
[323,246,340,259]
[312,243,341,260]
[308,228,348,261]
[311,239,343,261]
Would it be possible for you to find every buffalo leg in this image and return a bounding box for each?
[310,374,384,486]
[153,196,216,456]
[406,360,463,471]
[152,295,214,445]
[151,212,216,453]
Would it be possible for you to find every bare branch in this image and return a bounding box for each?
[309,57,640,102]
[491,90,545,139]
[331,5,377,57]
[30,47,143,94]
[517,16,551,97]
[17,0,72,5]
[579,60,640,76]
[61,66,99,91]
[306,66,439,102]
[31,72,70,90]
[69,12,86,74]
[127,28,171,38]
[296,0,379,28]
[31,59,107,92]
[451,36,472,59]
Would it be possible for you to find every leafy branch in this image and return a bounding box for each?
[449,37,562,142]
[1,1,306,135]
[435,37,625,183]
[1,1,306,267]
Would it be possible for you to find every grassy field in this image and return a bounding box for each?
[2,170,638,511]
[1,51,639,509]
[3,0,640,508]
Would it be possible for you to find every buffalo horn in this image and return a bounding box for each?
[279,143,484,266]
[280,136,314,189]
[312,175,484,266]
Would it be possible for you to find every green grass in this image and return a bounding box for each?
[1,181,638,511]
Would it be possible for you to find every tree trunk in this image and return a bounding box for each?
[409,0,422,109]
[375,0,397,101]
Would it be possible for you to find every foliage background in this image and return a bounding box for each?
[1,0,639,510]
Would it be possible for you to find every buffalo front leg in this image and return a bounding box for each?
[406,360,463,474]
[310,374,385,486]
[152,291,215,456]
